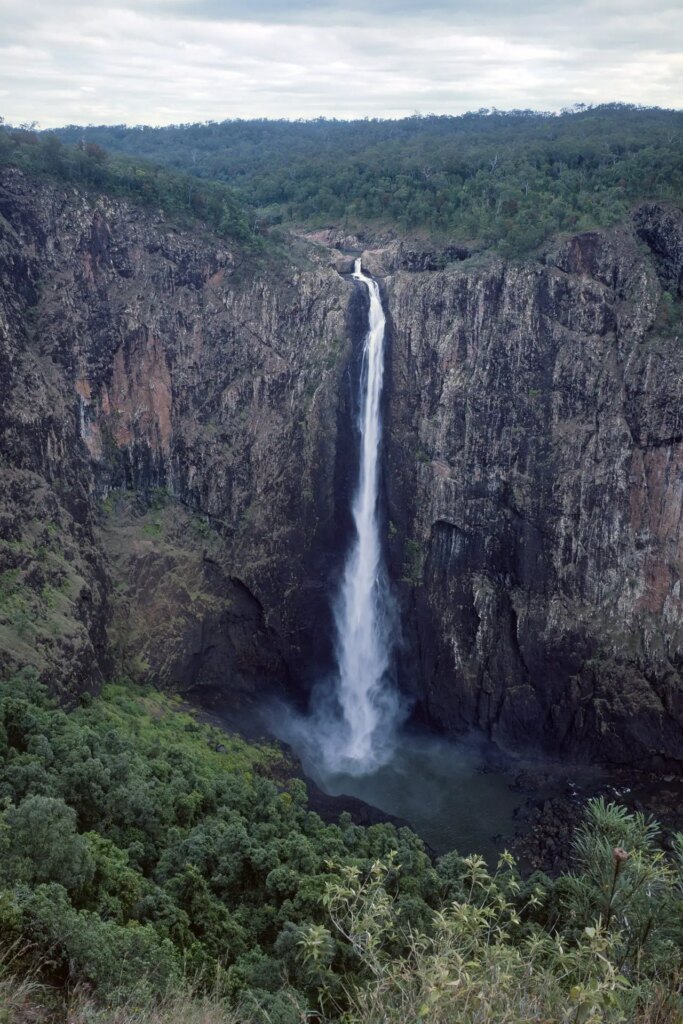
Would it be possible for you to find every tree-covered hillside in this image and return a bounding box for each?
[54,104,683,253]
[1,674,682,1022]
[0,122,259,247]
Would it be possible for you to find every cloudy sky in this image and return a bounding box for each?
[1,0,682,127]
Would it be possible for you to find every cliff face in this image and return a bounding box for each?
[381,208,683,768]
[0,167,356,702]
[1,166,682,766]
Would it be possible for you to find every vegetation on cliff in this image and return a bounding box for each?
[0,673,682,1022]
[51,104,683,253]
[0,121,259,246]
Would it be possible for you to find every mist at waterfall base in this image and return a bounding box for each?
[265,698,525,857]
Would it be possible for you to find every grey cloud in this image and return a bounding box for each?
[0,0,681,128]
[154,0,683,50]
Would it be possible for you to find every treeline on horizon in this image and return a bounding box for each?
[51,103,683,254]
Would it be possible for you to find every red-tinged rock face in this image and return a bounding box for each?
[630,444,683,616]
[105,330,173,452]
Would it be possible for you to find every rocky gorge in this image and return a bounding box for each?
[1,165,682,771]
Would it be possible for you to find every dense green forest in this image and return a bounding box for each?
[2,106,681,254]
[53,104,683,253]
[0,122,259,247]
[0,674,435,1019]
[1,673,682,1022]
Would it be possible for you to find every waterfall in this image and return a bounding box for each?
[327,257,399,771]
[268,257,403,778]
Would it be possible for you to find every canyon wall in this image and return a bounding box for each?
[381,210,683,768]
[1,166,682,765]
[0,167,357,703]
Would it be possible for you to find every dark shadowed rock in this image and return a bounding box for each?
[383,209,683,769]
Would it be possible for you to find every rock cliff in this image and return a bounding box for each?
[381,209,683,768]
[0,167,356,702]
[1,166,682,767]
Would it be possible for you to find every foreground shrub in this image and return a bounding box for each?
[298,805,683,1023]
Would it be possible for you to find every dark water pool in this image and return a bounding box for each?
[299,730,524,858]
[200,700,539,859]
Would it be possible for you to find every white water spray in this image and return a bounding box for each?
[326,257,400,771]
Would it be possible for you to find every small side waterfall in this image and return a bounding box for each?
[327,257,400,771]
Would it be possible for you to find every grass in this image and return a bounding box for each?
[141,520,163,538]
[97,490,240,685]
[0,496,96,683]
[0,979,304,1024]
[65,991,241,1024]
[0,965,250,1024]
[0,945,47,1024]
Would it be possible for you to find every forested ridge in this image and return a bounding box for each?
[2,105,681,254]
[52,104,683,252]
[0,120,260,247]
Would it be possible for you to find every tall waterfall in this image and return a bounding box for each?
[328,257,400,771]
[268,258,402,777]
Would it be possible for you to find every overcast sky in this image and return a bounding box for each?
[1,0,681,127]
